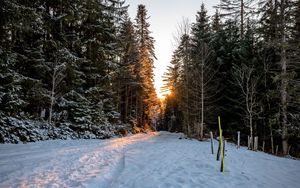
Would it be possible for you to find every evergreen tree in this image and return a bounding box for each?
[210,20,241,133]
[0,0,128,128]
[189,4,222,139]
[177,34,192,136]
[116,13,139,123]
[135,4,158,128]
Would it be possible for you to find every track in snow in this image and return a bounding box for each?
[0,132,299,188]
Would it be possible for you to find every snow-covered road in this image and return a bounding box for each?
[0,132,299,188]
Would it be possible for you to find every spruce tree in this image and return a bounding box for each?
[189,3,222,139]
[135,4,158,128]
[116,13,139,123]
[177,33,192,136]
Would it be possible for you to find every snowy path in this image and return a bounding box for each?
[0,132,299,188]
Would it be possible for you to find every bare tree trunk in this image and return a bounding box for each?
[125,85,128,122]
[49,73,55,124]
[280,0,288,156]
[140,99,143,127]
[185,36,190,137]
[200,51,204,140]
[185,72,190,137]
[233,64,258,151]
[187,119,191,137]
[129,88,133,117]
[186,75,190,137]
[248,135,252,150]
[250,114,253,150]
[117,80,121,120]
[135,91,138,123]
[270,124,274,154]
[49,60,66,124]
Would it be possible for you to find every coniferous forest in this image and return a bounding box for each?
[0,0,299,158]
[162,0,300,157]
[0,1,158,142]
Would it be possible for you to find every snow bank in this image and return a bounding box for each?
[0,132,299,188]
[0,117,129,143]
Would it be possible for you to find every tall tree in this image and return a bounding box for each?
[135,4,158,128]
[189,3,222,139]
[116,13,139,123]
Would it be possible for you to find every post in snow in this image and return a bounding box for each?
[218,116,224,172]
[237,131,240,149]
[254,136,258,151]
[210,131,214,154]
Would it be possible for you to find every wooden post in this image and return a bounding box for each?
[210,131,214,154]
[254,136,258,151]
[237,131,240,149]
[275,145,278,156]
[218,116,224,173]
[220,132,224,172]
[262,141,265,152]
[248,135,250,150]
[217,139,220,161]
[250,136,253,150]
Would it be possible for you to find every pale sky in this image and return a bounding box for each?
[126,0,220,98]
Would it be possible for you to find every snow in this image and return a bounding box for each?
[0,131,299,188]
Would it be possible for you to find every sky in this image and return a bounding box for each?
[126,0,220,98]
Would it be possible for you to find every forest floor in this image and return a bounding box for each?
[0,131,299,188]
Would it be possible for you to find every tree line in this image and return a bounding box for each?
[0,1,158,134]
[162,0,300,156]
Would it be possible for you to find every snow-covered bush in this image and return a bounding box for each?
[0,116,123,144]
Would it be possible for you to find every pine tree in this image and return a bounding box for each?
[0,0,48,118]
[116,13,139,123]
[189,3,222,139]
[135,4,158,128]
[177,33,193,136]
[0,50,27,117]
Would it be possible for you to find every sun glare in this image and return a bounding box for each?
[158,90,172,100]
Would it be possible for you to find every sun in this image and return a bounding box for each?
[158,90,172,100]
[154,74,172,100]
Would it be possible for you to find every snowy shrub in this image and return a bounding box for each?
[0,116,120,143]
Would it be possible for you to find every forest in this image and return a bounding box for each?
[0,0,299,158]
[0,0,158,142]
[162,0,300,157]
